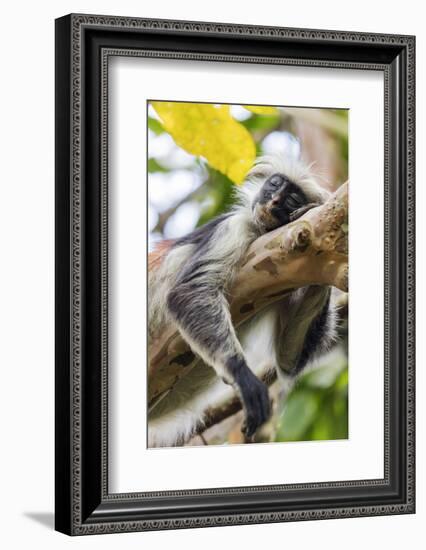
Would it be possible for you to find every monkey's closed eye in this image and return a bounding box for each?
[269,177,282,188]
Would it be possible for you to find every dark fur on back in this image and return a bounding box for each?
[174,213,231,249]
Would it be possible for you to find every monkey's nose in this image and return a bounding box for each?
[271,195,281,205]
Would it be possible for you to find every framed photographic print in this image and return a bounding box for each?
[55,14,415,535]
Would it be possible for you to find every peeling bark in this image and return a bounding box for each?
[148,182,348,407]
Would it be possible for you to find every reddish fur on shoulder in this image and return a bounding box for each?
[148,239,174,271]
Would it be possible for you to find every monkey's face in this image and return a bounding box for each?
[253,173,312,232]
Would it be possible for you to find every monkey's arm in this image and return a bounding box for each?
[166,254,270,437]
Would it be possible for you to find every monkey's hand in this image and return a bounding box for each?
[237,368,271,438]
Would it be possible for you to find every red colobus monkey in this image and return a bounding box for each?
[148,154,337,447]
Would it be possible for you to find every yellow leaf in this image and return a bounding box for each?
[151,102,256,184]
[245,105,279,115]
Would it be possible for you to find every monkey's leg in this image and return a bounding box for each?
[274,286,336,377]
[167,285,271,437]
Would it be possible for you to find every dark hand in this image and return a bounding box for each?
[238,370,271,438]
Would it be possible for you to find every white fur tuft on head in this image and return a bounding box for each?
[235,153,330,208]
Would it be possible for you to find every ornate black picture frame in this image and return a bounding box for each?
[55,13,415,535]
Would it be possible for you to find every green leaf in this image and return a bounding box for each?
[275,362,349,442]
[148,117,165,135]
[196,168,234,227]
[241,113,280,132]
[276,391,319,441]
[308,406,335,441]
[147,158,169,173]
[335,368,349,391]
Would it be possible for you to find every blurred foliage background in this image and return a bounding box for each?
[148,101,349,445]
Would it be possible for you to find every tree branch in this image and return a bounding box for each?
[148,182,348,408]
